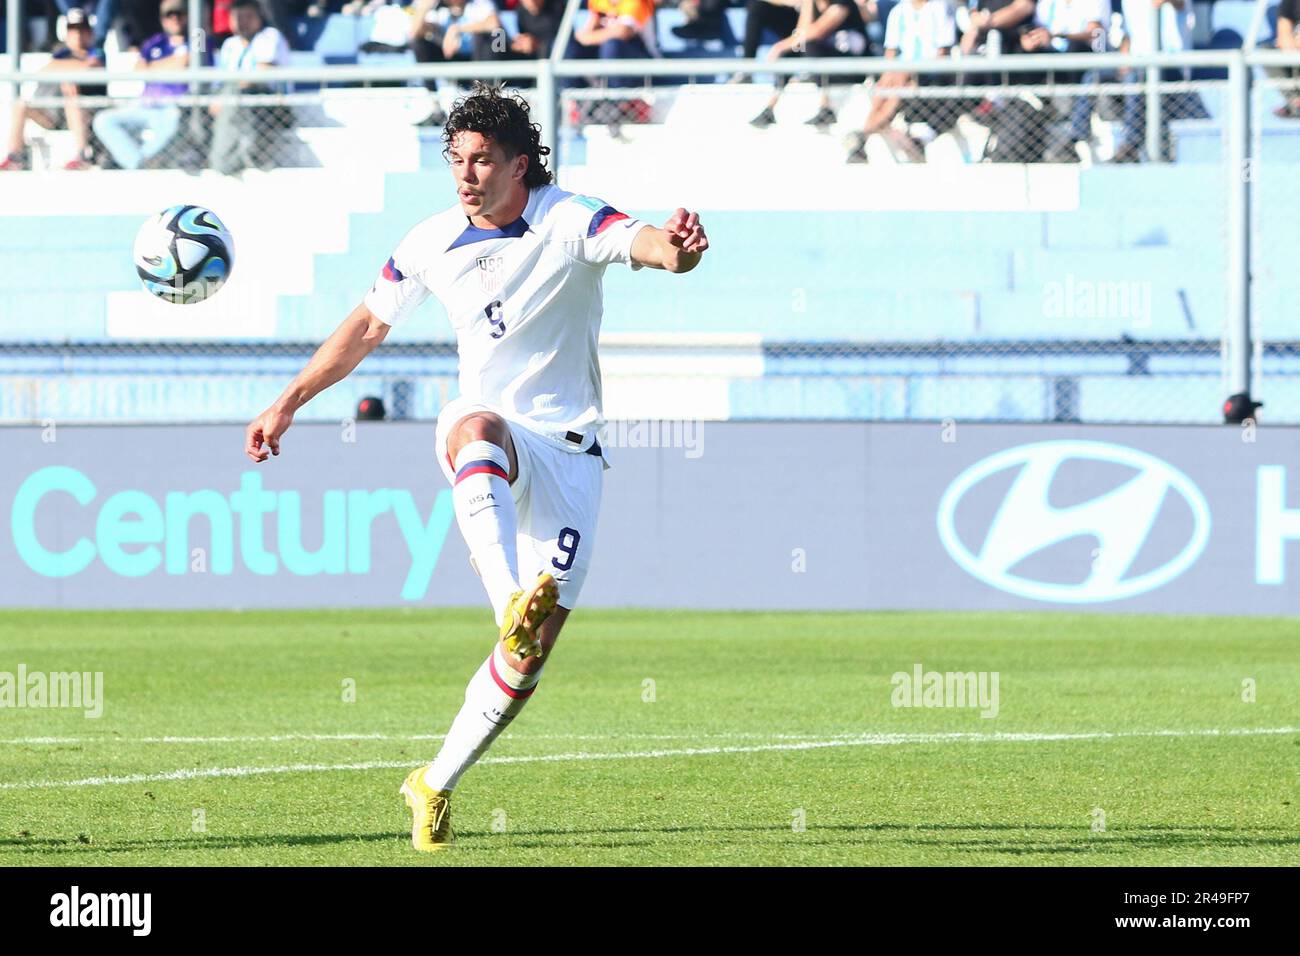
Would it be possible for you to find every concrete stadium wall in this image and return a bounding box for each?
[2,420,1297,615]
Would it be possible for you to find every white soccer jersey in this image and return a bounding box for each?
[1119,0,1192,54]
[364,184,648,450]
[883,0,956,61]
[1035,0,1108,52]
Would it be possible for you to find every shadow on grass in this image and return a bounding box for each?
[0,831,406,854]
[4,821,1298,858]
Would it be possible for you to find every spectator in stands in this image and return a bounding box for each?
[92,0,195,169]
[1031,0,1107,162]
[970,17,1071,161]
[512,0,565,59]
[958,0,1033,56]
[748,0,870,130]
[1113,0,1191,162]
[209,0,291,174]
[121,0,163,47]
[741,0,801,64]
[957,0,1080,162]
[567,0,660,84]
[844,0,953,162]
[264,0,314,47]
[561,0,658,127]
[216,0,290,77]
[1034,0,1106,54]
[410,0,505,66]
[672,0,730,42]
[45,0,115,51]
[408,0,503,125]
[0,7,104,170]
[1265,0,1300,118]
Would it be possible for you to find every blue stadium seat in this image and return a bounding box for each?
[288,16,329,52]
[313,13,365,63]
[357,49,416,69]
[286,50,326,91]
[1210,1,1277,45]
[657,6,740,58]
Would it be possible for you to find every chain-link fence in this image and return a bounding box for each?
[558,57,1233,423]
[0,47,1293,426]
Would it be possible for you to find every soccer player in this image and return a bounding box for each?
[243,83,709,852]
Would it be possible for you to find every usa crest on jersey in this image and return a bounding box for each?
[477,254,506,294]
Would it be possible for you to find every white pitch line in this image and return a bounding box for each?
[2,725,1298,747]
[0,731,865,746]
[1,726,1294,791]
[1,733,444,746]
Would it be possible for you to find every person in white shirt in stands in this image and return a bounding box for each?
[217,0,291,72]
[845,0,955,163]
[1035,0,1108,54]
[408,0,503,126]
[410,0,503,67]
[209,0,291,174]
[1113,0,1191,162]
[1033,0,1108,162]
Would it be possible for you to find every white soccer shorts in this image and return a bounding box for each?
[435,396,604,609]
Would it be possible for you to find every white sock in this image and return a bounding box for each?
[451,440,520,623]
[424,644,541,792]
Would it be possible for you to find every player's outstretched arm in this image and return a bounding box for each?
[630,208,710,274]
[244,303,390,462]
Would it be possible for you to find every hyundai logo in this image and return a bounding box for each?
[937,441,1211,603]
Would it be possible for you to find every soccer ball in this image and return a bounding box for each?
[133,205,234,305]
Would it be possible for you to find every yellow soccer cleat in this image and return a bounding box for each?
[499,572,559,660]
[400,766,454,852]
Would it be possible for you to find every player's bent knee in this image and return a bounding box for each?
[447,412,517,479]
[449,412,509,452]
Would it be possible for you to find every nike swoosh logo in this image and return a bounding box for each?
[468,505,500,517]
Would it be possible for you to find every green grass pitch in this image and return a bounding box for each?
[1,609,1296,866]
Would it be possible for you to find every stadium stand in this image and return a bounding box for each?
[2,1,1297,425]
[4,146,1289,423]
[1,2,1287,66]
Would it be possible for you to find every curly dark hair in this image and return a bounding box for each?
[442,83,553,188]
